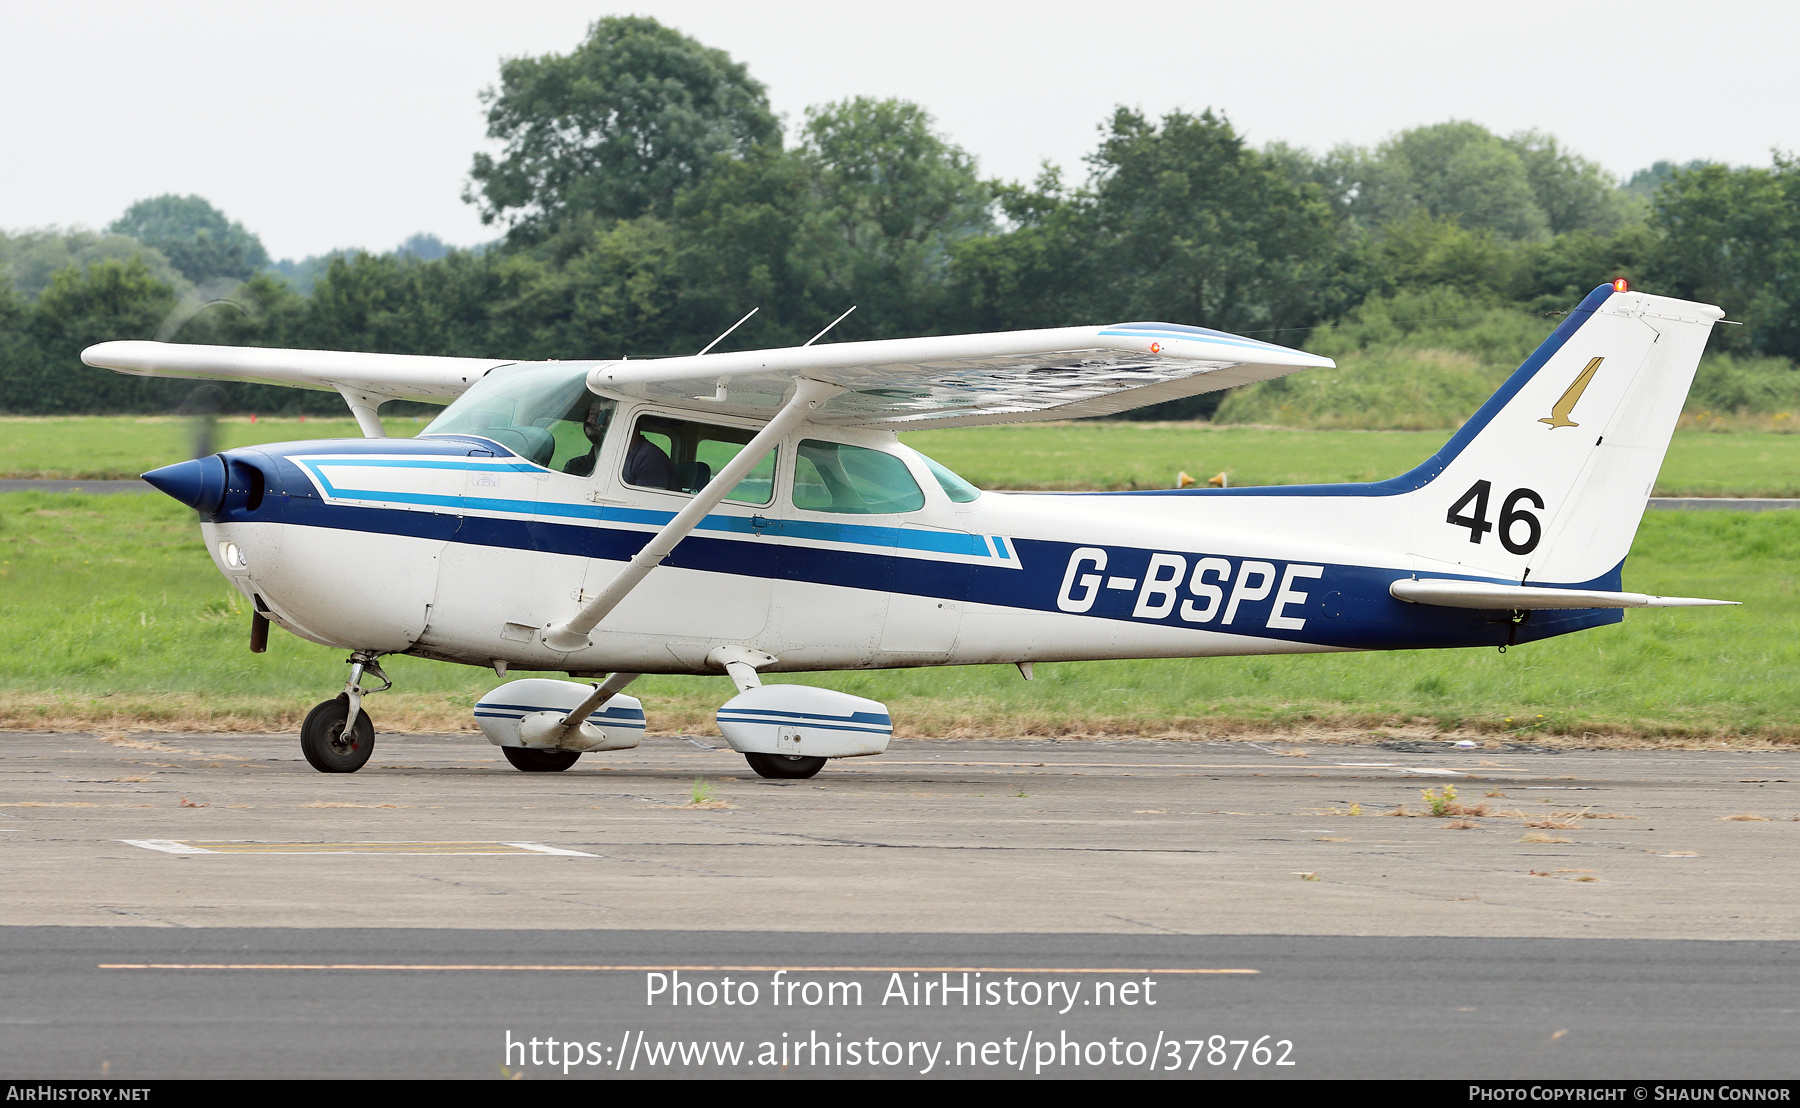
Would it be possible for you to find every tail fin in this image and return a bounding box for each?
[1401,283,1723,585]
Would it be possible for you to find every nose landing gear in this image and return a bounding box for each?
[300,652,389,773]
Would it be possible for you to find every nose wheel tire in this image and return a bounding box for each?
[503,747,581,772]
[300,694,375,773]
[744,752,826,780]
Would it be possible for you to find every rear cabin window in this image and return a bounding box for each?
[792,440,925,515]
[623,414,776,505]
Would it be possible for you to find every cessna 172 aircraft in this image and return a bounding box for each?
[82,280,1731,779]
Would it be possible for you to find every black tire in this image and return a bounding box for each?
[502,746,581,772]
[300,694,374,773]
[744,752,826,780]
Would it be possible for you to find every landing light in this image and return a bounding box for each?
[221,542,245,569]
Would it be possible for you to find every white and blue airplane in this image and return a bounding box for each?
[82,280,1732,779]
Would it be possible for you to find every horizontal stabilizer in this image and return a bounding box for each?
[1390,578,1737,610]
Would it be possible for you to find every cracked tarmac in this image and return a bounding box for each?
[4,730,1797,938]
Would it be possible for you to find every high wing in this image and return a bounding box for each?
[83,321,1332,430]
[80,341,513,403]
[583,322,1333,428]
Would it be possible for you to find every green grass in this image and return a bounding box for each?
[1216,348,1800,432]
[900,423,1800,498]
[0,415,428,479]
[5,416,1799,497]
[0,491,1794,741]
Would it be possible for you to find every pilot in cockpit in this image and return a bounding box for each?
[560,399,613,477]
[623,429,676,490]
[560,398,677,490]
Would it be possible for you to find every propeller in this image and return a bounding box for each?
[150,280,261,463]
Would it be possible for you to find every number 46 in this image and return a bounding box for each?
[1446,479,1544,555]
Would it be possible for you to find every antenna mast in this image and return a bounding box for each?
[803,306,856,347]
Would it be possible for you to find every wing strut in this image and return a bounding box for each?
[540,377,844,653]
[335,386,388,438]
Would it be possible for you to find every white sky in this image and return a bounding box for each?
[4,0,1794,260]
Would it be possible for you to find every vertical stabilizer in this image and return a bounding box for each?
[1401,284,1723,585]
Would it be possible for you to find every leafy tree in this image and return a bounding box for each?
[1514,223,1656,309]
[1360,211,1520,302]
[395,233,452,261]
[1505,130,1636,236]
[1382,122,1549,241]
[0,229,188,300]
[793,98,992,339]
[298,250,505,358]
[1651,157,1800,357]
[466,16,778,240]
[108,195,270,284]
[17,258,180,411]
[1085,108,1340,333]
[671,144,825,349]
[1624,159,1711,201]
[0,278,41,412]
[672,98,992,348]
[948,165,1098,332]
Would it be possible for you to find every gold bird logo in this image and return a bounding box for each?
[1540,357,1604,429]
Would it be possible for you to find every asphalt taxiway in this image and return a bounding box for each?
[2,730,1796,1078]
[4,730,1796,936]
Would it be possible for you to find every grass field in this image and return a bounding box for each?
[0,489,1793,743]
[5,415,1800,496]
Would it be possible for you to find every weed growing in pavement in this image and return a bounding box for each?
[1423,785,1458,816]
[1420,785,1489,818]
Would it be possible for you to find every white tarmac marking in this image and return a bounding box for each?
[120,840,600,857]
[122,839,210,854]
[1334,763,1469,777]
[98,963,1258,974]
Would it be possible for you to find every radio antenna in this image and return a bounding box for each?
[696,307,759,356]
[802,305,856,347]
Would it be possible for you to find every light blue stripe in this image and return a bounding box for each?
[303,466,1003,559]
[305,458,535,473]
[1096,327,1290,354]
[294,457,1011,562]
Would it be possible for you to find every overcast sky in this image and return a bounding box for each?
[4,0,1794,260]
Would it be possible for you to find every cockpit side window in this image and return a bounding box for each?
[556,399,615,477]
[420,364,612,473]
[792,440,925,515]
[623,414,777,505]
[908,448,982,503]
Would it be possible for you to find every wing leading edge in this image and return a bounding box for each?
[81,342,515,405]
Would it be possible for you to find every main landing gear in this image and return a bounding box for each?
[502,747,581,772]
[743,752,827,780]
[300,652,388,773]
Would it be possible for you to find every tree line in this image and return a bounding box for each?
[2,15,1796,417]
